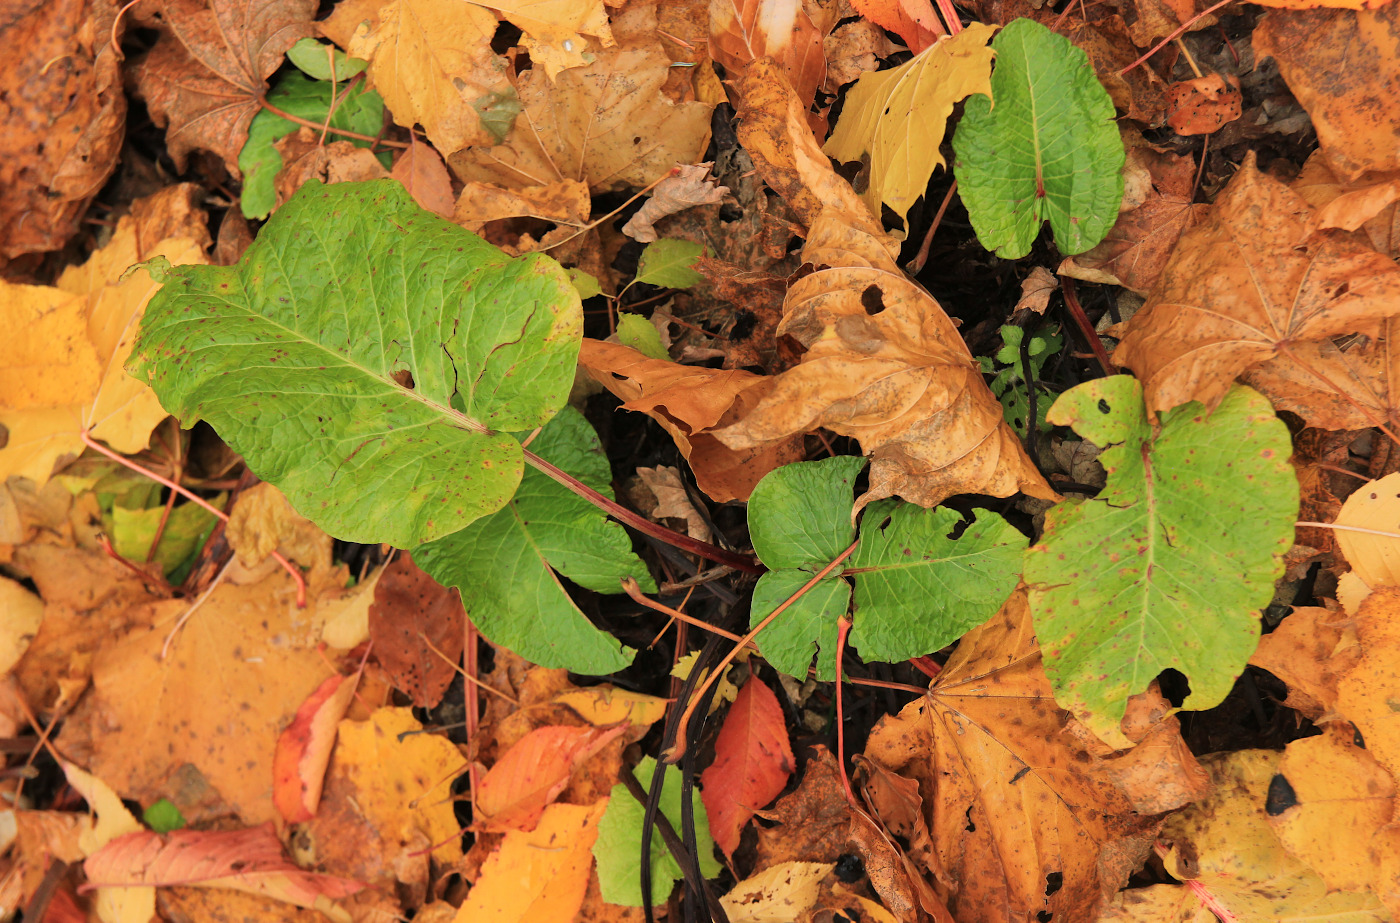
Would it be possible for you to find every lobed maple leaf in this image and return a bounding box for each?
[134,0,316,174]
[1112,155,1400,416]
[715,60,1054,512]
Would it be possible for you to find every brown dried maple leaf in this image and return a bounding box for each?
[1112,155,1400,416]
[863,590,1164,923]
[134,0,316,174]
[714,61,1053,512]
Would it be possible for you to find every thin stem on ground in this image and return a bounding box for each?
[523,447,763,573]
[663,537,861,762]
[1059,277,1116,376]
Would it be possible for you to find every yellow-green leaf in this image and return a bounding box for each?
[823,24,996,237]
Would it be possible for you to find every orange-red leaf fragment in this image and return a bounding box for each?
[476,724,628,832]
[701,675,795,857]
[272,673,358,824]
[83,823,363,912]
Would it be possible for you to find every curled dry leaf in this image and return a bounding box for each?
[134,0,316,174]
[579,339,804,502]
[84,823,363,914]
[475,724,628,832]
[272,673,358,824]
[1292,152,1400,257]
[1,0,125,261]
[622,164,730,243]
[1112,155,1400,416]
[824,20,900,93]
[714,61,1054,512]
[709,0,827,107]
[225,482,332,574]
[1255,3,1400,181]
[862,589,1167,923]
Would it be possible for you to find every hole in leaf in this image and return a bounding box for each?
[1097,399,1111,414]
[1265,774,1297,815]
[861,285,886,315]
[1157,669,1190,706]
[964,806,976,832]
[1355,724,1367,748]
[834,854,864,882]
[1044,872,1063,897]
[0,422,8,450]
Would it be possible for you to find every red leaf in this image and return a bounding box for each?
[368,553,465,708]
[272,673,357,823]
[83,823,364,912]
[475,724,628,832]
[701,675,795,857]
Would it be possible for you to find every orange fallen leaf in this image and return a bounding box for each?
[83,823,363,917]
[454,800,606,923]
[272,673,359,824]
[1292,152,1400,257]
[579,339,804,502]
[1256,4,1400,181]
[1250,606,1359,719]
[391,138,455,218]
[849,0,944,53]
[701,675,795,858]
[1163,73,1242,136]
[476,724,628,832]
[1337,588,1400,783]
[710,0,827,107]
[1112,154,1400,416]
[862,589,1166,922]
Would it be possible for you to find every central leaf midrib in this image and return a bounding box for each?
[193,278,497,439]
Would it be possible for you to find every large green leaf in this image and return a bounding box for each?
[1024,378,1298,744]
[952,18,1124,259]
[238,73,388,220]
[851,499,1026,663]
[412,406,651,675]
[130,179,582,548]
[746,456,1023,679]
[593,756,720,907]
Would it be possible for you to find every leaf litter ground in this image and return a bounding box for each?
[1,0,1396,921]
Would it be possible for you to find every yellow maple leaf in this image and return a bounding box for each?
[823,23,996,238]
[468,0,614,79]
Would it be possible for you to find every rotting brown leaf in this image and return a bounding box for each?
[1112,154,1400,416]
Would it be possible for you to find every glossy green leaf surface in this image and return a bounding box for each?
[413,407,651,675]
[131,180,582,547]
[1024,378,1298,743]
[953,18,1124,258]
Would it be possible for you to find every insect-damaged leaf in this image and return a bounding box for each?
[130,179,581,547]
[1024,377,1297,744]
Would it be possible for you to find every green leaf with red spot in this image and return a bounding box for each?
[129,179,581,548]
[1024,378,1297,745]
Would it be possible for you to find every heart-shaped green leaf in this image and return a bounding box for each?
[953,17,1125,258]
